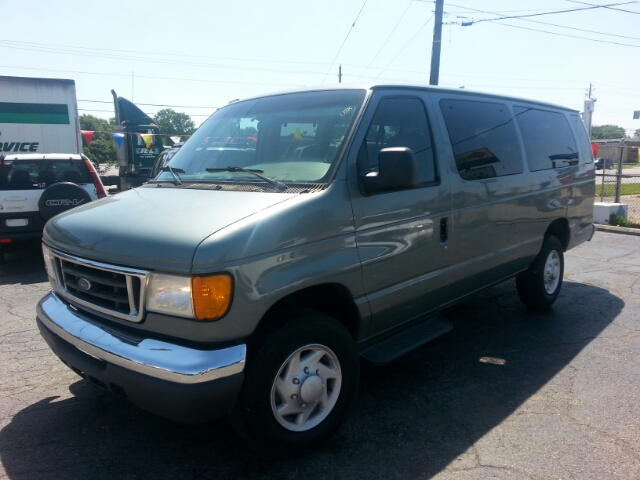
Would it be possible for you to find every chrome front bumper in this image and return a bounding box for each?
[37,292,246,385]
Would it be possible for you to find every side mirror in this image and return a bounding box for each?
[360,147,419,195]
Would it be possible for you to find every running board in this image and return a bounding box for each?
[360,314,453,366]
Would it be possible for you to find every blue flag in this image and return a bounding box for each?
[112,133,124,148]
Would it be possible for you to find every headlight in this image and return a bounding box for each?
[146,273,232,321]
[41,244,57,282]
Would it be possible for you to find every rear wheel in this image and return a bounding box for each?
[516,235,564,310]
[230,313,359,458]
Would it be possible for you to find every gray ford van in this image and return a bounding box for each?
[36,85,595,457]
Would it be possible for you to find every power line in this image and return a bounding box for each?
[508,16,640,41]
[483,20,640,48]
[0,37,546,78]
[321,0,368,84]
[449,5,640,41]
[79,99,217,109]
[0,39,337,67]
[445,3,640,48]
[8,63,633,103]
[78,108,211,117]
[0,41,328,77]
[4,61,433,86]
[596,82,640,93]
[459,1,637,25]
[439,6,588,13]
[595,88,640,98]
[356,1,413,81]
[0,64,306,87]
[374,14,435,81]
[565,0,640,14]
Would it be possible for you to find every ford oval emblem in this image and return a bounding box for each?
[77,278,92,291]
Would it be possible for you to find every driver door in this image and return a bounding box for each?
[349,91,452,337]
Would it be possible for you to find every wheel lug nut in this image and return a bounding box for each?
[291,394,298,399]
[304,367,309,374]
[301,403,306,408]
[316,369,320,375]
[293,378,300,384]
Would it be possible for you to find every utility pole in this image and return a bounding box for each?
[338,65,342,84]
[429,0,444,85]
[583,82,596,138]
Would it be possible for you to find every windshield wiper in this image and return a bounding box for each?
[160,166,184,186]
[206,166,287,191]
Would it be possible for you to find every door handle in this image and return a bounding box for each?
[440,217,448,243]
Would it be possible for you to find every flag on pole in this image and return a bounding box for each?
[112,133,124,148]
[140,134,153,149]
[81,130,95,147]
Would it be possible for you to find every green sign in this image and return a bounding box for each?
[0,103,70,124]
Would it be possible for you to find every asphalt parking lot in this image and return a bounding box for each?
[1,231,639,479]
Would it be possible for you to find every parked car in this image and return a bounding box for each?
[595,157,614,170]
[0,153,106,260]
[149,142,184,179]
[36,85,595,457]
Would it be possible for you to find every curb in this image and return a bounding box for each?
[595,224,640,236]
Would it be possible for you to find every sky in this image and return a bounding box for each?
[2,0,639,135]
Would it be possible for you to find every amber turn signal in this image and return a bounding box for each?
[191,275,233,321]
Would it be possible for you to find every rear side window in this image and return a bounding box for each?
[440,99,523,181]
[569,114,594,164]
[359,97,437,185]
[514,107,578,171]
[0,159,91,191]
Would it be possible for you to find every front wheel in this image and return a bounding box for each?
[516,235,564,310]
[230,313,359,458]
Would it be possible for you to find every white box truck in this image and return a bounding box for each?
[0,76,82,154]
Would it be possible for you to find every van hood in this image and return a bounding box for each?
[43,187,297,271]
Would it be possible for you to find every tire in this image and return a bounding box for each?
[516,235,564,310]
[230,313,359,458]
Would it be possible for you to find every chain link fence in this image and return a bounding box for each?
[594,141,640,225]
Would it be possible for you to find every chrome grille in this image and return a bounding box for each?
[48,249,147,322]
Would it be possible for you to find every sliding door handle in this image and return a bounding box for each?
[440,217,448,243]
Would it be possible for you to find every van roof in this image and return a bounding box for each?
[228,84,578,114]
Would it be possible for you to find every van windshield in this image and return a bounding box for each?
[154,90,366,186]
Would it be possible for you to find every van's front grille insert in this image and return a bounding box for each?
[49,249,147,323]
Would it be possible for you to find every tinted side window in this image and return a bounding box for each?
[440,99,523,181]
[359,97,437,185]
[569,114,594,164]
[514,107,578,171]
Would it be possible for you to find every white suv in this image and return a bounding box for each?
[0,153,106,258]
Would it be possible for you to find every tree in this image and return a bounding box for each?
[154,109,196,136]
[590,125,627,140]
[633,129,640,139]
[79,114,117,163]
